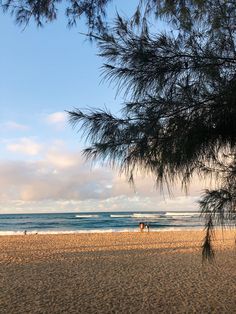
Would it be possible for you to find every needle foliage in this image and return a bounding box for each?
[68,0,236,260]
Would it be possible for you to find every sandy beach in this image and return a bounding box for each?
[0,230,236,313]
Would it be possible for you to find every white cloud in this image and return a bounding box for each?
[3,121,29,131]
[0,194,200,214]
[6,138,42,156]
[45,149,79,169]
[46,112,67,129]
[0,141,209,213]
[0,150,114,202]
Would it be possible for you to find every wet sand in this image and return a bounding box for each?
[0,230,236,313]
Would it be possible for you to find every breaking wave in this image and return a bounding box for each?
[165,212,200,217]
[110,215,133,218]
[132,213,162,218]
[0,227,203,236]
[75,215,99,218]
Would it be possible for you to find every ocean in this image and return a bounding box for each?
[0,211,204,235]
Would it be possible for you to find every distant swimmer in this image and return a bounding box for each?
[139,222,145,232]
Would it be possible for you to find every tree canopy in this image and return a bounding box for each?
[2,0,236,259]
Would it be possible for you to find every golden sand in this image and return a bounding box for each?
[0,230,236,313]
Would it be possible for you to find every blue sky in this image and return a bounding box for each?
[0,2,202,213]
[0,7,119,152]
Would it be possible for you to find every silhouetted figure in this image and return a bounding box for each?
[139,222,145,232]
[24,230,27,235]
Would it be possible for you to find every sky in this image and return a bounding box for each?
[0,2,206,213]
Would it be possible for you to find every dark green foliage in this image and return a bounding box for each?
[201,216,215,261]
[68,1,236,260]
[69,2,236,185]
[199,154,236,258]
[1,0,112,30]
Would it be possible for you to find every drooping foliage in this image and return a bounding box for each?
[2,0,236,259]
[68,1,236,259]
[3,0,235,31]
[1,0,112,30]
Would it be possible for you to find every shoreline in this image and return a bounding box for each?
[3,225,236,236]
[0,226,204,236]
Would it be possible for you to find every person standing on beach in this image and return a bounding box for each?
[139,222,145,232]
[146,223,150,232]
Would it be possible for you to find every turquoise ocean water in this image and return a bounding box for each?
[0,211,203,235]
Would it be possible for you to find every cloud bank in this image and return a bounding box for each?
[6,138,42,156]
[0,136,206,213]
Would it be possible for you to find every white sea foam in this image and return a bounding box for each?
[0,229,138,236]
[110,215,133,218]
[75,215,99,218]
[0,226,203,236]
[165,212,199,217]
[0,231,29,236]
[132,213,161,218]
